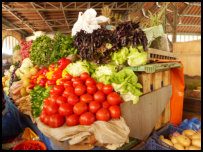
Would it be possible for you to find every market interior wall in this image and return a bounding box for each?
[173,40,201,77]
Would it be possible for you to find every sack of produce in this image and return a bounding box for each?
[36,117,130,150]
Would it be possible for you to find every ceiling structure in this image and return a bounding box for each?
[2,2,201,37]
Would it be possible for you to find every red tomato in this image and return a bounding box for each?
[85,78,96,86]
[68,94,79,106]
[40,111,47,122]
[80,94,93,103]
[96,83,104,91]
[107,92,121,105]
[73,102,88,115]
[108,105,121,119]
[89,101,101,113]
[49,114,65,128]
[74,84,86,96]
[96,108,110,121]
[87,85,97,94]
[48,95,58,104]
[49,87,55,95]
[64,81,73,88]
[52,69,63,80]
[71,76,80,82]
[44,115,50,125]
[66,114,80,126]
[64,73,72,81]
[46,103,59,115]
[102,101,110,109]
[102,84,113,95]
[56,96,67,105]
[62,87,75,98]
[94,91,105,103]
[73,80,83,88]
[80,112,95,125]
[43,102,49,111]
[58,103,73,116]
[80,72,89,81]
[53,85,64,95]
[59,79,68,86]
[43,98,49,103]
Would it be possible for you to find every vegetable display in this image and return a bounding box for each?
[40,72,123,128]
[20,40,33,61]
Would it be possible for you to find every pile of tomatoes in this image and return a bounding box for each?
[40,72,124,128]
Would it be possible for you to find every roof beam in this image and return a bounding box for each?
[166,24,201,27]
[2,7,145,11]
[47,2,59,9]
[60,2,69,29]
[2,16,28,36]
[13,18,75,24]
[2,4,36,33]
[64,2,75,8]
[30,2,54,31]
[180,14,201,17]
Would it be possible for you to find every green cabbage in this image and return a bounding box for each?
[109,68,143,104]
[111,47,129,65]
[127,46,147,67]
[65,60,95,77]
[91,64,117,84]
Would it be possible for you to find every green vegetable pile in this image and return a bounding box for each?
[29,32,77,66]
[111,45,147,67]
[30,85,53,117]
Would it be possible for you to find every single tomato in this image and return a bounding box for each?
[43,115,50,125]
[80,94,93,103]
[96,83,104,91]
[64,73,72,81]
[107,92,121,105]
[59,79,68,86]
[49,114,65,128]
[73,80,83,88]
[66,114,80,126]
[79,112,95,125]
[71,76,80,82]
[56,96,67,105]
[102,84,113,95]
[74,84,86,96]
[62,87,75,98]
[68,94,79,105]
[40,111,47,122]
[87,84,97,94]
[85,78,96,86]
[46,103,59,115]
[89,101,101,113]
[64,81,73,88]
[73,102,88,115]
[48,95,58,104]
[108,105,121,119]
[80,72,89,81]
[58,103,73,116]
[53,85,64,95]
[96,108,110,121]
[94,91,105,103]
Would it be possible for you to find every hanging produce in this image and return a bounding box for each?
[19,40,33,61]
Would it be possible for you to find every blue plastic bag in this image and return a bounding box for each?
[178,117,201,132]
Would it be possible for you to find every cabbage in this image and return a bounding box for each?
[127,46,147,67]
[65,60,95,77]
[111,47,129,65]
[110,68,143,104]
[91,64,117,84]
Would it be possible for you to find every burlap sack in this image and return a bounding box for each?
[36,117,130,149]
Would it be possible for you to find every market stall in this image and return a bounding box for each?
[2,2,201,150]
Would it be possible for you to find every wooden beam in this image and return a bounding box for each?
[13,18,75,24]
[64,2,75,8]
[2,4,36,33]
[30,2,54,31]
[60,2,69,29]
[172,3,177,43]
[2,16,28,36]
[47,2,59,9]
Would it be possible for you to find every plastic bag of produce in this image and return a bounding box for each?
[36,117,130,150]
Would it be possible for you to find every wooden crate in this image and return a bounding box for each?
[136,69,171,94]
[147,48,178,63]
[136,69,171,131]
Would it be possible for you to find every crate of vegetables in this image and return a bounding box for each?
[140,139,172,150]
[152,123,201,150]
